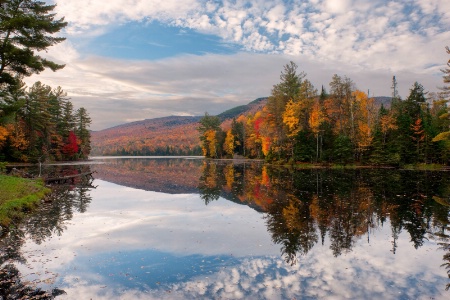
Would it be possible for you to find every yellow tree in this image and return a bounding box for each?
[353,90,376,156]
[380,113,398,145]
[0,126,9,149]
[282,99,302,157]
[308,99,325,162]
[223,129,235,157]
[282,99,302,137]
[6,122,29,161]
[204,129,217,158]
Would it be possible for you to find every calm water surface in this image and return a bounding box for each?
[1,157,450,299]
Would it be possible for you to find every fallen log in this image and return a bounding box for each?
[45,171,95,184]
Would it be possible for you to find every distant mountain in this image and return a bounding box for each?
[217,97,267,120]
[90,98,267,156]
[372,96,392,108]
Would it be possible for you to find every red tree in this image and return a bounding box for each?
[63,131,79,158]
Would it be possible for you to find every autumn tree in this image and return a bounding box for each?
[309,99,325,162]
[198,112,222,158]
[223,129,235,157]
[62,130,78,159]
[266,61,305,157]
[433,46,450,142]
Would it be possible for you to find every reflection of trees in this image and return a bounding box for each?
[0,263,60,299]
[25,184,93,245]
[93,158,203,194]
[198,161,222,205]
[198,163,450,289]
[266,196,317,265]
[428,189,450,290]
[0,165,95,298]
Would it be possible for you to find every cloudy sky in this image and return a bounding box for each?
[29,0,450,130]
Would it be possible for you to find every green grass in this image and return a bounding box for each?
[0,175,51,228]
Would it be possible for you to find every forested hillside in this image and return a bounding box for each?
[90,98,267,156]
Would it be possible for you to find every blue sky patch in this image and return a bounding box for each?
[83,21,240,60]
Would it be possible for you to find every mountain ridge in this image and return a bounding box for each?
[90,97,268,156]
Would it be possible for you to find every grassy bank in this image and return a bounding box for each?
[0,175,51,228]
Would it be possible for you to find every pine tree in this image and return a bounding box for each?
[75,107,91,159]
[0,0,67,88]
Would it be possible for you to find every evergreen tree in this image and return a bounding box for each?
[266,61,305,156]
[0,0,67,88]
[333,135,353,164]
[75,107,91,159]
[230,118,244,155]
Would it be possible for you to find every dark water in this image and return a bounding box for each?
[1,157,450,299]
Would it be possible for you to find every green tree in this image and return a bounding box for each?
[24,81,53,160]
[230,118,245,155]
[390,82,430,164]
[266,61,306,160]
[0,0,67,88]
[75,107,91,159]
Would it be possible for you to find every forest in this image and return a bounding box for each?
[0,81,91,162]
[0,0,91,163]
[198,48,450,166]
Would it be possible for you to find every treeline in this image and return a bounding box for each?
[0,81,91,162]
[105,145,202,156]
[198,48,450,166]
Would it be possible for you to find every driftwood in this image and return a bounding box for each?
[45,171,95,185]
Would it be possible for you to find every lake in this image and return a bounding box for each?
[1,157,450,299]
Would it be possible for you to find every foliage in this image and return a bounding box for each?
[198,113,223,158]
[0,0,67,89]
[0,82,91,162]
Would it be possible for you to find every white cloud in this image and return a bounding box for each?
[323,0,353,14]
[51,0,449,67]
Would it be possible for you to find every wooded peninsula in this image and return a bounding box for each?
[198,51,450,167]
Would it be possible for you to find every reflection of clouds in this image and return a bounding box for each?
[55,250,448,300]
[15,179,449,299]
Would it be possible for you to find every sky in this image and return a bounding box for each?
[28,0,450,130]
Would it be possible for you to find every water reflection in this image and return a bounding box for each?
[93,157,203,194]
[1,158,449,298]
[196,161,450,287]
[0,165,94,299]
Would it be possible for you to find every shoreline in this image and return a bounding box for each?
[0,175,51,231]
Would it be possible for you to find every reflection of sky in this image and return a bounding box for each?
[15,180,449,299]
